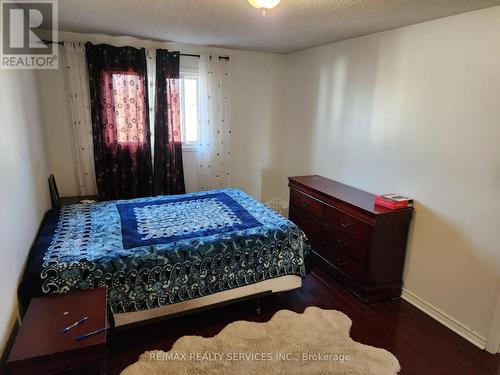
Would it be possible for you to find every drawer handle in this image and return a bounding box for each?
[301,202,309,208]
[340,220,350,229]
[335,258,347,267]
[300,216,309,223]
[337,239,348,249]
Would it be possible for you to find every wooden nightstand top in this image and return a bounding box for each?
[59,195,99,207]
[8,288,107,364]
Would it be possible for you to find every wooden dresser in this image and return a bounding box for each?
[288,175,413,303]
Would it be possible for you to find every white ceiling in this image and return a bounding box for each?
[55,0,500,53]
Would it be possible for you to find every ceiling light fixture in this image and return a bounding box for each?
[248,0,281,16]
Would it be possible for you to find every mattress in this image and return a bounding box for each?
[18,189,309,315]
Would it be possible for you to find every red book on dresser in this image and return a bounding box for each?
[375,194,414,210]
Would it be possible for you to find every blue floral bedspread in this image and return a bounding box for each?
[18,189,309,314]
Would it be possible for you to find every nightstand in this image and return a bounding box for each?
[7,289,108,375]
[59,195,99,207]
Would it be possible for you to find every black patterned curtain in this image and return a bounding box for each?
[85,42,153,200]
[153,49,186,196]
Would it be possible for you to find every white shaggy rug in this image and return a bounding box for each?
[121,306,400,375]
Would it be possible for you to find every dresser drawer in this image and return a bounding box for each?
[289,205,321,237]
[322,224,368,263]
[290,189,323,218]
[323,205,372,245]
[316,246,364,282]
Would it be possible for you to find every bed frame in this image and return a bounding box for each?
[112,275,302,328]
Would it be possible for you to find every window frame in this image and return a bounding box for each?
[179,69,199,151]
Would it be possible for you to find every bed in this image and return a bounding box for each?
[18,188,309,326]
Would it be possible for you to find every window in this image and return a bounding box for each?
[180,72,199,148]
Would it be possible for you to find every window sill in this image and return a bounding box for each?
[182,146,199,153]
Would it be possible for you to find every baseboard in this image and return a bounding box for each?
[401,288,487,350]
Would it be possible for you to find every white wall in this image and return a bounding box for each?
[486,291,500,352]
[39,31,286,201]
[278,7,500,341]
[0,70,51,353]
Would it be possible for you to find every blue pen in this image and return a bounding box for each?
[60,316,88,334]
[75,327,106,342]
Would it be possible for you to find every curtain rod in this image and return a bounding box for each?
[41,40,230,61]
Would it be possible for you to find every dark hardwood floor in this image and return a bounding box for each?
[108,267,500,374]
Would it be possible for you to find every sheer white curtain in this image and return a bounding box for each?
[198,54,232,191]
[146,48,156,158]
[63,42,96,195]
